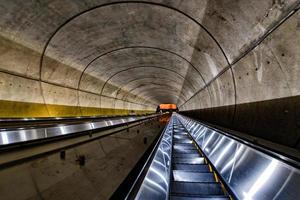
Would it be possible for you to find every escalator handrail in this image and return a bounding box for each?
[180,115,300,169]
[0,114,160,150]
[177,118,238,199]
[125,117,172,199]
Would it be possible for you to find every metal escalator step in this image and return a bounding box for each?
[170,195,230,200]
[173,135,188,138]
[173,153,201,158]
[171,182,224,196]
[173,139,191,142]
[174,134,189,137]
[173,138,190,142]
[173,171,215,182]
[174,144,196,150]
[174,131,187,133]
[173,164,210,172]
[173,140,195,147]
[173,157,204,164]
[173,137,191,140]
[174,134,188,137]
[173,149,199,154]
[173,140,193,145]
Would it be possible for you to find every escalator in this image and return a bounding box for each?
[171,121,229,199]
[117,113,300,200]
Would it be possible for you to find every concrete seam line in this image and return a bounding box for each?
[0,69,148,107]
[178,4,299,109]
[120,82,189,102]
[77,46,210,106]
[99,65,196,101]
[38,1,232,107]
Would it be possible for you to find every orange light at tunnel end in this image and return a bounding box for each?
[159,104,177,110]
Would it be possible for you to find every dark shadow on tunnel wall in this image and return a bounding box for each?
[180,95,300,150]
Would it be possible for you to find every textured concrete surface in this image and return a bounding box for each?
[181,7,300,149]
[0,119,163,200]
[0,1,299,147]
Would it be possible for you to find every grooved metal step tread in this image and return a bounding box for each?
[173,135,189,138]
[173,140,192,144]
[173,149,199,154]
[171,182,224,196]
[174,142,193,145]
[173,171,215,182]
[173,157,205,164]
[174,144,196,150]
[173,164,210,172]
[173,153,201,158]
[174,135,188,137]
[170,195,230,200]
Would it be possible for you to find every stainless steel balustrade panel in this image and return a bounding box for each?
[0,115,155,146]
[177,114,300,200]
[134,118,174,200]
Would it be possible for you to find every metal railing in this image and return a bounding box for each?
[177,114,300,200]
[0,114,158,147]
[129,116,174,200]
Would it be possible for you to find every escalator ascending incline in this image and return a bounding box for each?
[170,121,229,200]
[123,114,300,200]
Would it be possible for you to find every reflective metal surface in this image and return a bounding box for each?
[134,116,174,200]
[0,115,157,146]
[177,114,300,200]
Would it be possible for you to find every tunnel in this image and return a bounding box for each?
[0,1,299,200]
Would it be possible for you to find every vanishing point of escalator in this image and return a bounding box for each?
[170,121,229,200]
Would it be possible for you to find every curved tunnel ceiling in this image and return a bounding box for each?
[40,2,229,106]
[0,0,298,116]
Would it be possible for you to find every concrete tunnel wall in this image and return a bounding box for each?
[180,3,300,149]
[0,1,299,148]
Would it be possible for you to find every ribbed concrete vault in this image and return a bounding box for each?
[0,0,299,148]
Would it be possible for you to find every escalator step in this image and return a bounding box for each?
[173,164,210,172]
[173,157,204,164]
[173,171,215,182]
[173,153,201,158]
[173,149,199,154]
[171,182,224,196]
[174,144,196,150]
[173,139,191,142]
[173,140,193,145]
[174,134,188,137]
[173,136,189,139]
[170,195,230,200]
[174,131,187,134]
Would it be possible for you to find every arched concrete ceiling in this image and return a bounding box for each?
[0,0,298,110]
[40,2,227,105]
